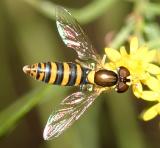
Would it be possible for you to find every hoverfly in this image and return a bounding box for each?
[23,6,130,140]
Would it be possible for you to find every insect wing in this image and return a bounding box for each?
[56,7,101,63]
[43,91,100,140]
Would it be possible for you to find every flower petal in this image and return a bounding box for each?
[105,48,121,62]
[104,62,116,70]
[156,74,160,81]
[130,37,138,53]
[146,63,160,75]
[143,75,160,91]
[135,46,148,60]
[141,104,159,121]
[132,82,142,98]
[141,91,160,101]
[137,46,148,54]
[144,50,156,62]
[120,46,128,56]
[154,50,160,64]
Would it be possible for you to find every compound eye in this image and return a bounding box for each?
[116,81,129,93]
[118,66,130,78]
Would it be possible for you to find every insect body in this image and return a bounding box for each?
[23,62,130,92]
[23,62,90,86]
[23,6,130,140]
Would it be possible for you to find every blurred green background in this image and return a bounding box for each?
[0,0,160,148]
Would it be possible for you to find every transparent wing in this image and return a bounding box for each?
[56,6,101,64]
[43,90,100,140]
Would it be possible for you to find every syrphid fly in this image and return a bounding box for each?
[23,6,130,140]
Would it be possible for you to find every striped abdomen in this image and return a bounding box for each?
[23,62,90,86]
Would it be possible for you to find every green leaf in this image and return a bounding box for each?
[0,86,68,137]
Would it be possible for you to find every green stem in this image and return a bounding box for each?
[72,0,117,24]
[24,0,117,24]
[0,86,68,137]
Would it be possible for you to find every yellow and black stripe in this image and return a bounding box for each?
[32,62,90,86]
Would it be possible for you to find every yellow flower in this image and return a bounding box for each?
[104,37,160,121]
[141,74,160,121]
